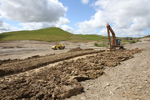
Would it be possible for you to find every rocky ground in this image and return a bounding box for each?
[0,38,149,100]
[66,38,150,100]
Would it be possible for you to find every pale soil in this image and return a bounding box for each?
[0,38,149,99]
[66,38,150,100]
[0,47,139,99]
[0,40,103,60]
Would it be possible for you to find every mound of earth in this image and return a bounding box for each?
[0,49,99,77]
[68,47,83,52]
[0,48,142,99]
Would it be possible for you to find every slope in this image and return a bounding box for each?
[0,27,82,42]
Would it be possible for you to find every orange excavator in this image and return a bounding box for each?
[106,23,124,49]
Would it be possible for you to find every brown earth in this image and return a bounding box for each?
[66,38,150,100]
[0,48,101,77]
[0,40,101,60]
[0,47,142,100]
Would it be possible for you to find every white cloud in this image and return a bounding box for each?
[0,0,67,22]
[75,21,97,34]
[0,0,70,32]
[20,22,51,30]
[0,17,20,33]
[20,17,70,30]
[56,17,70,27]
[61,25,74,33]
[76,10,106,34]
[81,0,89,4]
[0,18,2,26]
[77,0,150,37]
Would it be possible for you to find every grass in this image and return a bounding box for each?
[93,37,140,47]
[94,42,108,47]
[0,27,83,42]
[0,27,141,44]
[77,34,108,42]
[117,37,140,46]
[122,39,140,44]
[144,35,150,38]
[0,27,109,42]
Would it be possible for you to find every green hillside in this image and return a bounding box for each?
[0,27,107,42]
[144,35,150,38]
[77,34,107,41]
[0,27,141,44]
[0,27,83,42]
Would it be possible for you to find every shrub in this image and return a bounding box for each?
[129,40,136,43]
[94,42,108,47]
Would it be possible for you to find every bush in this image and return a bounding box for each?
[94,43,99,46]
[94,42,108,47]
[129,40,136,43]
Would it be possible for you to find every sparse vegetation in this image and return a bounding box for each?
[77,34,107,41]
[144,35,150,38]
[120,37,140,44]
[129,40,136,43]
[94,42,108,47]
[147,39,150,42]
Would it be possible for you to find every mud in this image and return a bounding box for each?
[0,48,142,100]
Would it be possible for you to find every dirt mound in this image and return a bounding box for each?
[68,47,94,52]
[0,59,19,66]
[0,50,100,77]
[68,47,83,52]
[0,49,142,100]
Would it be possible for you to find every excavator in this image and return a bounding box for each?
[106,23,124,50]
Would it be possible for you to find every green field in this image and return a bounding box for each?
[77,34,108,41]
[0,27,140,45]
[0,27,106,42]
[0,27,82,41]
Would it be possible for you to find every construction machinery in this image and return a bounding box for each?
[51,43,65,50]
[106,23,124,49]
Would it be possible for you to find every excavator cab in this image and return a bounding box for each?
[116,39,121,45]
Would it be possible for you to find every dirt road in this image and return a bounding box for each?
[66,38,150,100]
[0,40,101,60]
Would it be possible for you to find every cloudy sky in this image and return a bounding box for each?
[0,0,150,37]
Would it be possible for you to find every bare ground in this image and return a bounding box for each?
[66,38,150,100]
[0,40,101,60]
[0,38,149,100]
[0,49,102,77]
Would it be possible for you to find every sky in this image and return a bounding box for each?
[0,0,150,37]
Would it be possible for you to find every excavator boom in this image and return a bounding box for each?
[107,23,123,49]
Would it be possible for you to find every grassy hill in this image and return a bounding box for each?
[0,27,83,42]
[0,27,141,48]
[144,35,150,38]
[0,27,106,42]
[77,34,107,41]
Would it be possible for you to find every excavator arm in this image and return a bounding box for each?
[106,23,122,49]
